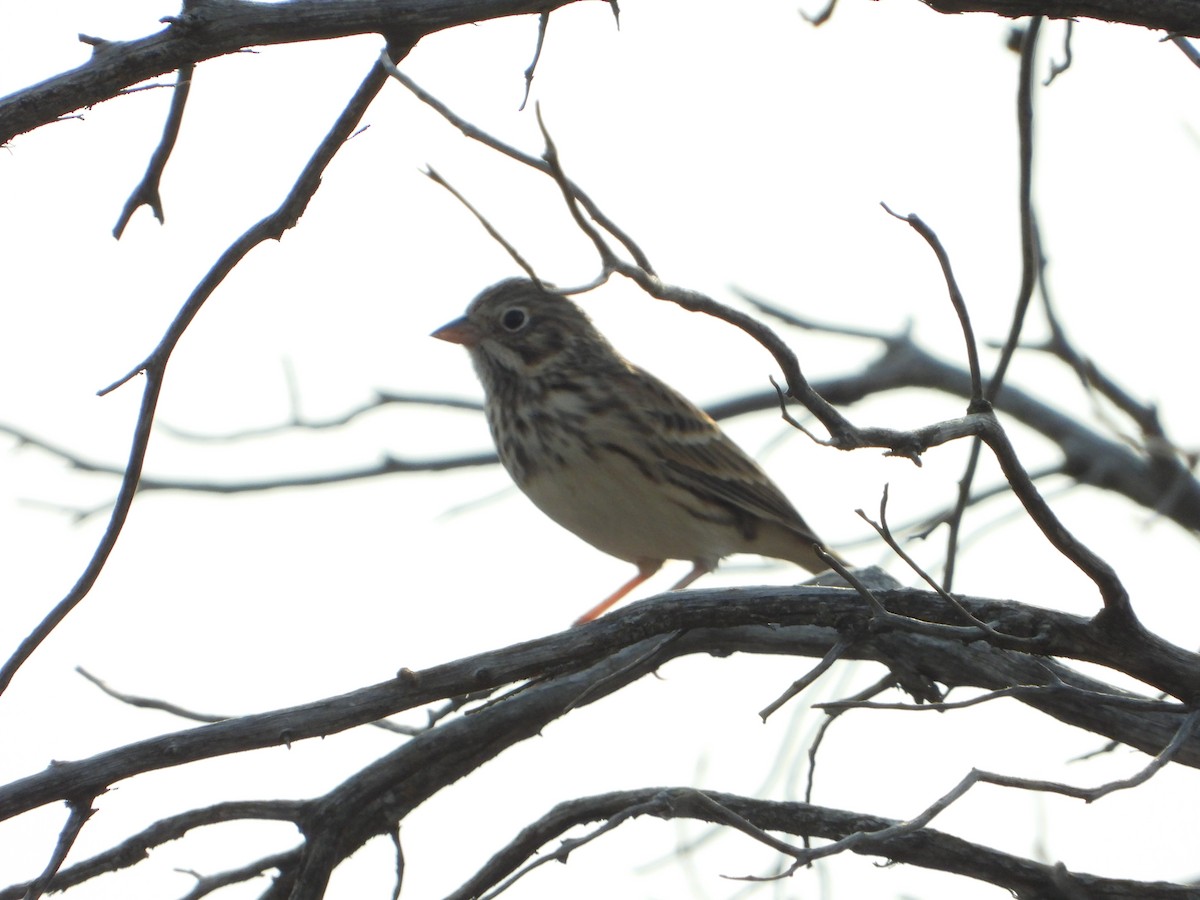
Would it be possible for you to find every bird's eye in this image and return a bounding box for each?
[501,307,528,331]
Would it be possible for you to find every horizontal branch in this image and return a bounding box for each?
[158,391,484,442]
[2,585,1197,829]
[824,336,1200,532]
[9,329,1197,538]
[0,421,497,493]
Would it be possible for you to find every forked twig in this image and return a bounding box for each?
[113,63,194,238]
[858,486,1001,636]
[758,636,853,722]
[22,800,95,900]
[377,54,656,274]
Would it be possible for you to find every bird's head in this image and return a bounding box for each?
[432,278,614,389]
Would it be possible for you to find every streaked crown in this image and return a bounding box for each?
[449,278,623,392]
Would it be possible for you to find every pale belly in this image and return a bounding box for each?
[519,449,738,566]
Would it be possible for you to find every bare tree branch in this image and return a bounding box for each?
[0,803,305,900]
[8,329,1197,539]
[447,787,1198,899]
[159,391,484,442]
[112,62,194,237]
[1170,33,1200,65]
[1,580,1197,897]
[22,799,95,900]
[3,5,1198,898]
[882,205,984,404]
[379,59,657,274]
[3,586,1199,827]
[0,45,413,699]
[0,1,587,145]
[518,12,550,111]
[1,0,1192,156]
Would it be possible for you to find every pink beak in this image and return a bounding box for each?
[431,316,481,347]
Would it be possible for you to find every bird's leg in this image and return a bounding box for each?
[573,560,663,625]
[668,559,714,592]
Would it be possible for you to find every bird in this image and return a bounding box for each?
[432,277,838,624]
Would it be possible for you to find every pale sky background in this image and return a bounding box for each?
[1,2,1199,898]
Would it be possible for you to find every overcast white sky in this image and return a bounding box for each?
[1,2,1198,898]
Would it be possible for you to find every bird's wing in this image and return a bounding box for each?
[623,363,824,542]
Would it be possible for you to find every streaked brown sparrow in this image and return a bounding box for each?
[433,278,837,624]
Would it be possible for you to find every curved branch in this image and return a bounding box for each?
[0,371,163,698]
[448,787,1197,899]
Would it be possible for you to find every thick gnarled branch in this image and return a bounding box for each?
[4,584,1197,897]
[3,585,1198,825]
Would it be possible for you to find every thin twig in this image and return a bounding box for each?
[758,636,852,721]
[0,369,161,697]
[564,631,684,712]
[389,829,404,900]
[987,15,1041,402]
[1168,34,1200,68]
[534,104,859,444]
[880,205,983,405]
[174,851,298,900]
[159,391,484,442]
[113,63,194,237]
[817,682,1187,715]
[77,666,227,723]
[766,709,1200,877]
[423,166,542,283]
[943,16,1041,594]
[978,417,1131,617]
[77,666,430,736]
[519,13,550,111]
[805,675,901,804]
[1044,19,1074,84]
[480,797,666,899]
[858,486,1001,636]
[377,55,656,274]
[22,800,95,900]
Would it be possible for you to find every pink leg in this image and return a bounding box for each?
[667,559,714,592]
[573,560,663,625]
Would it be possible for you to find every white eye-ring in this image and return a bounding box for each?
[501,307,528,331]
